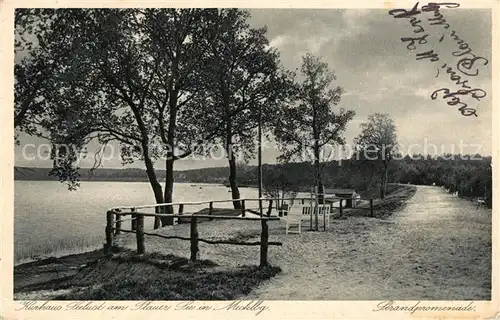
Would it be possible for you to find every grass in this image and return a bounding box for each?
[14,235,111,265]
[15,250,281,300]
[358,183,408,199]
[371,185,417,216]
[15,207,239,264]
[343,184,417,218]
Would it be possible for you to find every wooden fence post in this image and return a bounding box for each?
[190,217,199,262]
[105,210,115,254]
[314,202,319,231]
[209,202,213,221]
[310,206,313,231]
[178,204,184,224]
[241,200,245,217]
[370,199,374,217]
[267,199,273,216]
[260,218,269,268]
[115,211,121,235]
[339,199,343,218]
[131,207,137,231]
[136,214,145,254]
[323,206,326,231]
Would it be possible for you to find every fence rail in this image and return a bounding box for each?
[109,196,372,218]
[111,195,360,210]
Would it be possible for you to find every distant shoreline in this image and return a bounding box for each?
[14,180,264,190]
[13,166,242,186]
[14,179,236,186]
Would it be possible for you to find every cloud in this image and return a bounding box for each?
[248,7,492,157]
[269,35,291,48]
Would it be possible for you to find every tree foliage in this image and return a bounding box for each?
[15,9,109,189]
[262,163,302,209]
[354,113,398,199]
[188,9,293,208]
[391,155,492,207]
[274,53,355,201]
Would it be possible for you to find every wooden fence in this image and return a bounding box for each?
[104,196,374,267]
[105,199,282,267]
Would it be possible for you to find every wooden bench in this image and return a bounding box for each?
[476,197,487,210]
[285,204,331,234]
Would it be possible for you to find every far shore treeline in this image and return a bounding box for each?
[15,153,492,208]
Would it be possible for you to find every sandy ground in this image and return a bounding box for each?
[250,186,491,300]
[112,185,490,300]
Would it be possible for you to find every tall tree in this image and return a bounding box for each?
[274,53,355,202]
[139,9,212,224]
[192,9,291,209]
[354,113,398,199]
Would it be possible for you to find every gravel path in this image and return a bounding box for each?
[249,185,491,300]
[118,185,491,300]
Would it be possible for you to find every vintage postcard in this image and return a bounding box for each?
[1,0,498,319]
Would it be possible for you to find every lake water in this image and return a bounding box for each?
[14,180,263,263]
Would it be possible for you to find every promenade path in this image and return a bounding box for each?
[248,185,491,300]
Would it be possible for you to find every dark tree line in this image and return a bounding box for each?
[391,155,492,207]
[259,155,492,208]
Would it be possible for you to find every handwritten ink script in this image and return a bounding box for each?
[388,2,489,117]
[373,300,476,314]
[15,300,271,316]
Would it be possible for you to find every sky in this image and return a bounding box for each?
[14,6,493,170]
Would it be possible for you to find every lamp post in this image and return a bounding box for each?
[258,103,263,216]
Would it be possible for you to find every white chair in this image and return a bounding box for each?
[476,197,487,210]
[286,203,311,234]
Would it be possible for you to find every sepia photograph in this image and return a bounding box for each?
[9,2,493,307]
